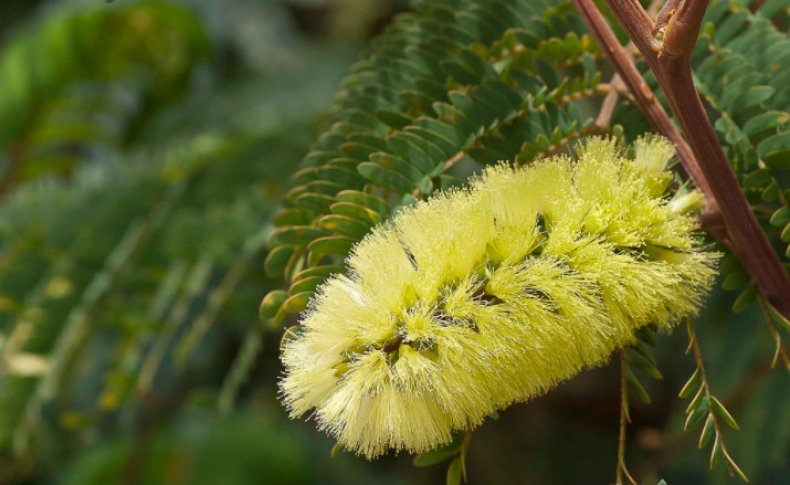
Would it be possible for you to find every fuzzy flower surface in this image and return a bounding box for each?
[280,137,718,458]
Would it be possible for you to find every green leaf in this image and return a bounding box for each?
[377,109,412,129]
[330,202,382,225]
[273,209,313,226]
[319,214,372,239]
[758,131,790,169]
[279,325,301,349]
[626,368,651,404]
[625,346,663,379]
[721,270,749,291]
[269,226,331,246]
[698,415,715,449]
[722,447,749,482]
[709,434,721,469]
[684,396,709,431]
[264,245,295,278]
[307,236,356,256]
[761,179,780,202]
[283,292,312,314]
[731,85,774,112]
[369,151,432,191]
[446,458,462,485]
[302,180,345,196]
[731,284,757,313]
[288,276,325,295]
[770,207,790,227]
[766,303,790,332]
[259,290,288,320]
[294,193,336,212]
[635,326,657,346]
[679,369,701,399]
[413,442,461,467]
[358,162,414,193]
[303,150,344,168]
[335,190,390,216]
[330,443,343,458]
[709,396,740,430]
[292,265,344,282]
[741,168,771,189]
[742,111,789,137]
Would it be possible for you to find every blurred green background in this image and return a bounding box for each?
[0,0,786,484]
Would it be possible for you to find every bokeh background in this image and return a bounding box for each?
[0,0,787,484]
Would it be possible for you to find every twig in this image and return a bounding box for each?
[596,75,621,129]
[682,320,749,481]
[637,357,774,480]
[616,351,638,485]
[574,0,790,319]
[570,0,723,238]
[756,295,790,372]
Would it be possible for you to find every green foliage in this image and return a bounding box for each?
[0,0,359,480]
[0,0,787,483]
[0,1,208,181]
[60,406,388,485]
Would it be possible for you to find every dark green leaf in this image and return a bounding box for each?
[330,202,382,225]
[319,214,372,239]
[259,290,288,320]
[283,292,312,314]
[626,368,651,404]
[698,415,715,449]
[731,284,757,313]
[264,245,295,278]
[758,132,790,169]
[288,276,325,295]
[269,226,331,246]
[307,236,356,256]
[358,162,414,193]
[742,111,789,137]
[625,346,662,380]
[413,442,461,467]
[446,458,462,485]
[679,369,701,399]
[292,265,344,282]
[722,270,749,291]
[335,190,390,216]
[710,396,739,430]
[770,207,789,227]
[684,396,709,431]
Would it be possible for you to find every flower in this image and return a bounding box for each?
[280,137,718,458]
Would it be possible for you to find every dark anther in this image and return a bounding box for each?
[382,335,403,354]
[403,249,418,270]
[535,213,547,234]
[472,286,501,304]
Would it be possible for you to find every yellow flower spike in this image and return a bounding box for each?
[280,136,718,459]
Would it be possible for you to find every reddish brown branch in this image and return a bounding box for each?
[571,0,721,232]
[573,0,790,319]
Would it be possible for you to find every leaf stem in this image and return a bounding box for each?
[756,295,790,372]
[686,320,749,482]
[617,351,638,485]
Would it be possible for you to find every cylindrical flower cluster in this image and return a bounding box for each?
[280,137,717,458]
